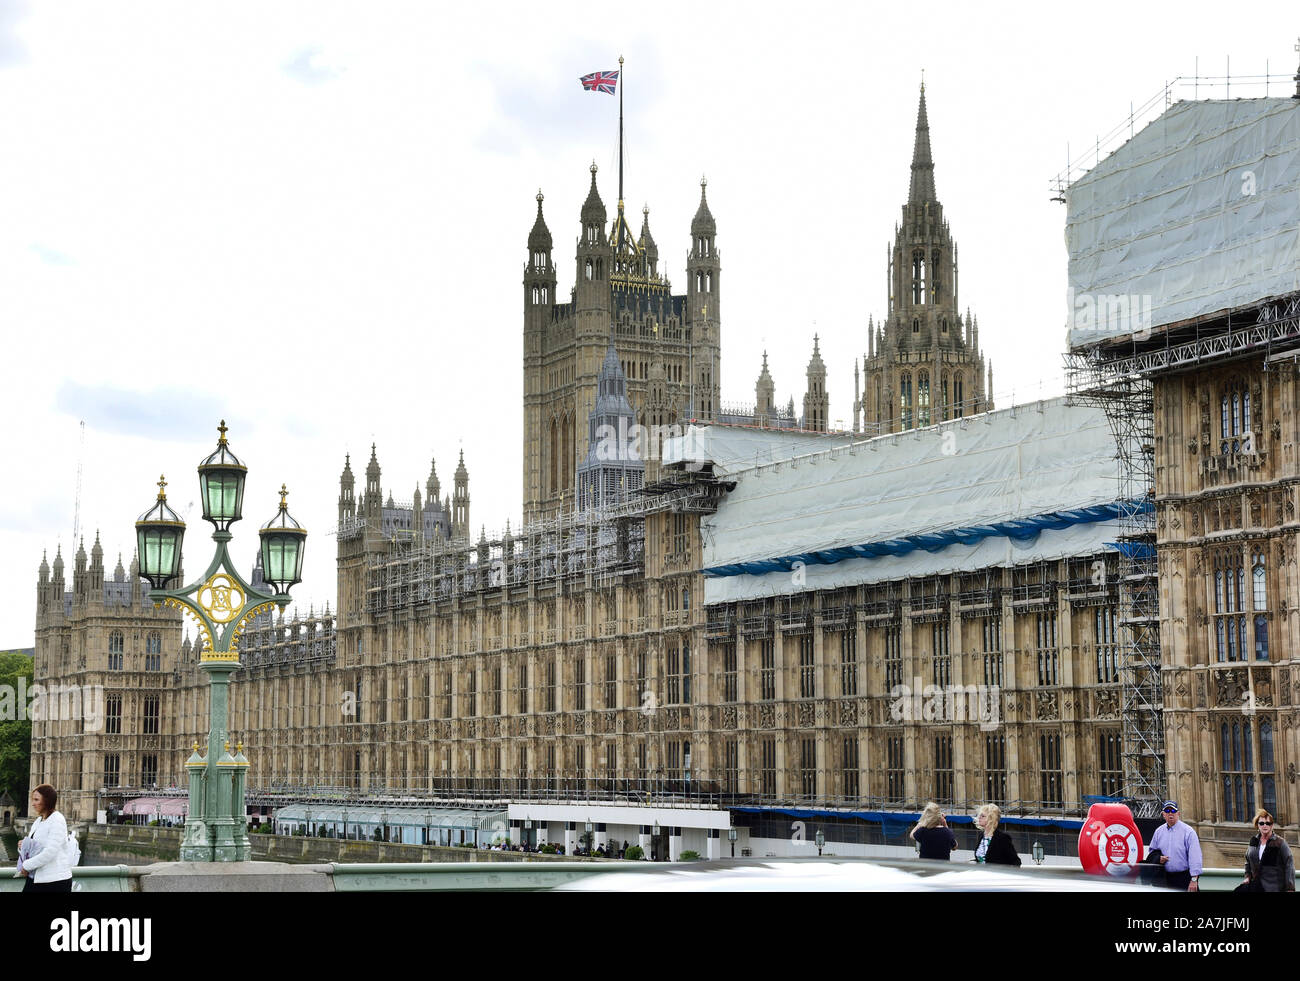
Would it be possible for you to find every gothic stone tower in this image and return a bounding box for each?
[522,167,722,522]
[856,87,992,435]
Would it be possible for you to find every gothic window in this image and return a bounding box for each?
[953,374,965,418]
[982,618,1002,686]
[1220,719,1275,823]
[918,371,930,427]
[1252,550,1269,660]
[1211,552,1247,662]
[587,224,596,244]
[1220,383,1251,453]
[1040,731,1063,807]
[931,250,941,302]
[912,318,921,333]
[884,625,903,689]
[596,258,603,279]
[1095,606,1119,682]
[933,735,953,804]
[941,317,948,333]
[798,635,815,698]
[839,630,857,697]
[900,372,913,429]
[696,271,704,292]
[108,630,123,671]
[886,733,905,801]
[1098,730,1123,797]
[531,285,540,304]
[941,371,950,420]
[912,252,926,305]
[585,258,594,280]
[146,631,162,672]
[931,622,950,686]
[984,732,1007,803]
[1035,612,1059,685]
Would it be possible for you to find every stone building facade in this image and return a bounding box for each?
[30,537,182,822]
[1146,330,1299,864]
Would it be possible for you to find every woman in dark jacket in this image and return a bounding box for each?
[974,804,1021,867]
[1242,810,1295,892]
[911,802,957,860]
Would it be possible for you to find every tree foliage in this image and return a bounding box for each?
[0,651,34,814]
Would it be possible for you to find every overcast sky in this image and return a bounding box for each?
[1,1,1296,647]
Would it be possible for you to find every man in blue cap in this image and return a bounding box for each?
[1148,801,1202,891]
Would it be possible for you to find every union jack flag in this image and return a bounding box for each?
[580,70,619,95]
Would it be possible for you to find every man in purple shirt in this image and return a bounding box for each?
[1149,800,1202,891]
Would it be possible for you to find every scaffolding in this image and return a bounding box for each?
[1065,358,1163,817]
[359,468,731,618]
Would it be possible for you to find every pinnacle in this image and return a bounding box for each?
[908,87,937,204]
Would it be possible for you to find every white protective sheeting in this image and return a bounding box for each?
[1066,98,1300,348]
[701,398,1121,605]
[663,424,857,475]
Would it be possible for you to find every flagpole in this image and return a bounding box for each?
[618,54,624,208]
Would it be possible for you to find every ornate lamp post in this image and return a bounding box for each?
[136,421,306,862]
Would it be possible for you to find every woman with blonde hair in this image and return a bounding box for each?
[910,801,956,860]
[1242,809,1294,892]
[973,804,1021,866]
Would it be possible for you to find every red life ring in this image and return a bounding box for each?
[1078,802,1144,876]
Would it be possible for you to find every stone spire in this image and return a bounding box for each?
[639,205,658,271]
[453,449,470,540]
[114,552,125,582]
[427,457,441,502]
[908,85,937,204]
[691,177,716,236]
[803,335,829,432]
[580,162,606,227]
[528,190,552,251]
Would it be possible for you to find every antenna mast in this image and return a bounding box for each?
[72,420,85,547]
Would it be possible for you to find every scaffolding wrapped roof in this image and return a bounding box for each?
[701,398,1123,604]
[662,424,856,476]
[1066,98,1300,348]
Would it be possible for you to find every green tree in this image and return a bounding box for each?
[0,651,34,815]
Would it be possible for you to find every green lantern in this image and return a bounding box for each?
[259,484,307,595]
[135,475,186,590]
[198,420,247,532]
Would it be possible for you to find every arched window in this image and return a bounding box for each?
[941,371,950,420]
[954,374,965,418]
[912,318,920,334]
[585,259,594,281]
[900,372,913,429]
[1252,551,1268,660]
[912,253,926,305]
[696,271,704,292]
[531,285,540,304]
[549,419,558,495]
[705,272,712,293]
[109,630,124,671]
[931,250,941,302]
[1221,383,1252,453]
[918,371,931,426]
[540,287,548,303]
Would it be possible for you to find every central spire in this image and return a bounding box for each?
[908,84,937,204]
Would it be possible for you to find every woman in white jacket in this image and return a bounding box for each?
[19,784,73,893]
